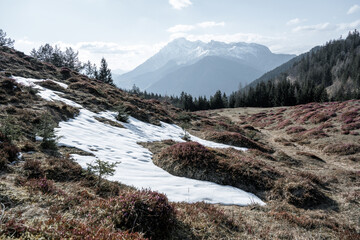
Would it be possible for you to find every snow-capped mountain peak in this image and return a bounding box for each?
[114,38,295,96]
[135,38,275,73]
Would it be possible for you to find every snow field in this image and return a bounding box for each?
[13,76,265,206]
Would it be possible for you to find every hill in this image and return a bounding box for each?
[0,46,359,239]
[234,31,360,107]
[114,38,295,96]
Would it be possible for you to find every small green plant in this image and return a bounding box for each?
[37,113,59,150]
[0,115,20,142]
[115,103,129,123]
[87,158,120,187]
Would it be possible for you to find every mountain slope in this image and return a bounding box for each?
[114,38,295,96]
[244,31,360,100]
[0,45,359,239]
[147,55,263,96]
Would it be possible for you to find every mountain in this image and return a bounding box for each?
[114,38,295,96]
[244,46,321,90]
[147,55,263,97]
[242,31,360,101]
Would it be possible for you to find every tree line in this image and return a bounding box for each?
[0,29,113,84]
[30,44,113,84]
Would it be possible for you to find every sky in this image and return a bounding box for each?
[1,0,360,72]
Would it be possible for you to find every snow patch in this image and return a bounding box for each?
[12,76,264,206]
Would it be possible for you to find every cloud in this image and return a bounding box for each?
[347,4,360,14]
[292,23,333,32]
[167,24,195,33]
[169,0,192,10]
[337,19,360,31]
[197,21,225,28]
[52,41,165,71]
[167,21,225,33]
[286,18,306,26]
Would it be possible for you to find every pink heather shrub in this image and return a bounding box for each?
[204,132,273,153]
[309,111,336,124]
[286,126,307,134]
[299,128,328,139]
[317,122,334,130]
[84,190,176,239]
[324,143,360,155]
[162,141,216,167]
[25,177,58,194]
[341,122,360,131]
[275,119,293,130]
[340,108,360,123]
[297,111,317,124]
[1,215,145,240]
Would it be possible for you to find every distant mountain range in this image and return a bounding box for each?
[114,38,295,97]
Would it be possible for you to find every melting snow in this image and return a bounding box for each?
[13,76,264,206]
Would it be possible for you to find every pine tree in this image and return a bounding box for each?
[87,158,120,187]
[210,90,224,109]
[0,29,14,47]
[98,58,113,84]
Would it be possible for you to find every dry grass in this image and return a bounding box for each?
[1,46,359,239]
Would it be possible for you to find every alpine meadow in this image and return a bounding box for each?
[0,1,359,239]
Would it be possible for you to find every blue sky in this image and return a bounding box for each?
[1,0,360,71]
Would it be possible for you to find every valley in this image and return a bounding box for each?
[0,44,359,239]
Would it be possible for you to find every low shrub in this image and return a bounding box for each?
[24,177,58,194]
[274,151,301,166]
[60,67,71,79]
[324,143,360,155]
[46,155,83,181]
[0,141,20,162]
[298,128,328,139]
[274,119,292,129]
[286,126,307,134]
[296,151,325,163]
[159,142,216,168]
[156,142,280,194]
[1,215,145,240]
[342,122,360,131]
[0,115,20,142]
[340,108,359,123]
[46,102,79,121]
[0,136,20,170]
[23,159,44,179]
[204,131,273,153]
[84,190,176,239]
[271,178,328,208]
[38,80,66,92]
[309,111,335,124]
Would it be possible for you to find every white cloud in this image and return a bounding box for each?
[337,19,360,31]
[167,21,225,33]
[169,0,192,10]
[286,18,306,26]
[167,24,195,33]
[197,21,225,28]
[347,4,360,14]
[51,41,165,71]
[292,23,333,32]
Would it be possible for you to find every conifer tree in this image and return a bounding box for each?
[0,29,14,47]
[98,57,113,84]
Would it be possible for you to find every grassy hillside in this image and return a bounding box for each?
[0,46,359,239]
